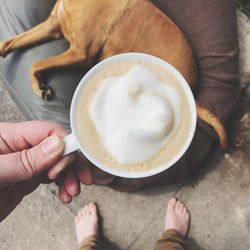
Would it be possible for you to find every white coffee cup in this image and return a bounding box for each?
[63,53,196,178]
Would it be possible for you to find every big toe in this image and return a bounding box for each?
[89,203,97,214]
[167,197,177,211]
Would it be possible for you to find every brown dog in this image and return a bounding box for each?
[0,0,227,149]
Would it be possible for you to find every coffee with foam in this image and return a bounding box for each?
[91,65,181,163]
[75,60,192,172]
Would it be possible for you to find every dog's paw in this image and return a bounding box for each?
[42,87,55,101]
[0,43,5,57]
[0,41,9,58]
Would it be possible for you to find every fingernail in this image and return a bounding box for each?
[41,134,63,155]
[48,159,67,180]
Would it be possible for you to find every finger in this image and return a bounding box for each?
[64,168,81,197]
[0,134,64,187]
[47,153,77,180]
[59,183,72,204]
[75,155,94,185]
[0,121,67,154]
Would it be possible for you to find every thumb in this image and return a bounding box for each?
[0,134,64,187]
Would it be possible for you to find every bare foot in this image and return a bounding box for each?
[164,197,190,237]
[75,202,99,246]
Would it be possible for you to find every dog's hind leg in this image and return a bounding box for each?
[30,48,87,100]
[0,2,61,58]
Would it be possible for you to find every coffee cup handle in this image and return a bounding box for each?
[62,133,79,156]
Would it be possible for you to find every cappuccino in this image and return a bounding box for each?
[75,60,192,172]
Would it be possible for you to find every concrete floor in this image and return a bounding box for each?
[0,12,249,250]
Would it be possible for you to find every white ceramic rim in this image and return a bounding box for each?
[70,52,197,178]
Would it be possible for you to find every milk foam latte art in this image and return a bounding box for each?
[90,65,181,164]
[75,58,194,173]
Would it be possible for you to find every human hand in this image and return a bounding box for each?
[0,121,95,221]
[0,121,93,221]
[47,153,94,203]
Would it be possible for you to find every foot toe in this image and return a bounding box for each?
[182,205,187,214]
[175,200,181,211]
[184,211,190,221]
[78,210,83,218]
[82,207,87,216]
[167,197,176,210]
[89,202,96,212]
[86,204,92,214]
[82,206,87,216]
[179,204,185,213]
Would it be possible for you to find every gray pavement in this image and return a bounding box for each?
[0,11,250,250]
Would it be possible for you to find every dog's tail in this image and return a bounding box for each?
[196,102,228,150]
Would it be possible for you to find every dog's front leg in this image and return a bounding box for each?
[0,2,61,58]
[30,48,88,100]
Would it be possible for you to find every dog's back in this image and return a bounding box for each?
[59,0,197,88]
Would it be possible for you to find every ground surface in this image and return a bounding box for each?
[0,11,249,250]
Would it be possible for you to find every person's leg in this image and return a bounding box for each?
[154,198,190,250]
[75,203,104,250]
